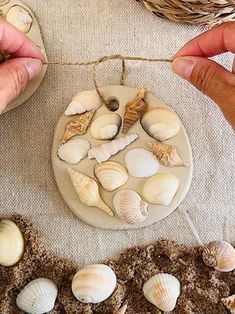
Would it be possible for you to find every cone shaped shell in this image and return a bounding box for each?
[58,139,90,164]
[90,113,122,140]
[222,294,235,313]
[6,6,33,33]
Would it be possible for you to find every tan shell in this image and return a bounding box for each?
[6,6,33,33]
[90,113,122,140]
[115,304,127,314]
[57,139,90,165]
[222,294,235,313]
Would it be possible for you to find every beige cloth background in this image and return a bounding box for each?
[0,0,234,267]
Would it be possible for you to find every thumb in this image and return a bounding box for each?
[172,56,235,128]
[0,58,42,112]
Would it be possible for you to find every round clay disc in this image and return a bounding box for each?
[52,85,193,230]
[0,0,47,113]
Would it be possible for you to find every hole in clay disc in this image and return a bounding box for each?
[106,97,120,112]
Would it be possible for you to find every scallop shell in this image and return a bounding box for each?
[72,264,117,304]
[202,241,235,272]
[57,139,90,164]
[0,219,24,267]
[68,168,114,216]
[88,133,139,163]
[65,90,102,115]
[6,6,33,33]
[115,304,127,314]
[16,278,58,314]
[124,148,160,178]
[143,173,179,205]
[113,189,149,225]
[94,161,128,192]
[222,294,235,313]
[90,113,122,140]
[141,108,181,141]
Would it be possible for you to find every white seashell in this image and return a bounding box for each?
[6,6,33,33]
[143,273,181,311]
[16,278,58,314]
[0,220,24,267]
[222,294,235,313]
[68,168,114,216]
[141,108,181,141]
[72,264,117,304]
[143,173,179,205]
[94,161,128,192]
[113,189,149,225]
[124,148,160,178]
[88,133,139,163]
[90,113,122,140]
[65,90,102,115]
[57,139,90,164]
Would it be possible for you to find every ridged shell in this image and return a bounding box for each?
[124,148,159,178]
[95,161,128,192]
[90,113,122,140]
[141,108,181,141]
[115,304,127,314]
[143,173,179,205]
[222,294,235,313]
[57,139,90,164]
[143,273,181,311]
[68,168,114,216]
[65,90,102,115]
[6,6,33,33]
[202,241,235,272]
[0,220,24,267]
[16,278,58,314]
[113,189,149,225]
[72,264,117,304]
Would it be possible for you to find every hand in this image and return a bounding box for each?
[172,22,235,128]
[0,18,44,112]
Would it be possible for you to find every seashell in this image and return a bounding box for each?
[94,161,128,192]
[122,89,147,134]
[72,264,117,304]
[65,90,102,115]
[6,6,33,33]
[222,294,235,313]
[16,278,58,314]
[141,107,181,141]
[61,111,94,144]
[115,304,127,314]
[68,168,114,216]
[113,189,149,225]
[143,273,181,311]
[90,113,122,140]
[124,148,159,178]
[88,133,139,163]
[143,173,179,205]
[202,241,235,272]
[0,219,24,267]
[57,139,90,164]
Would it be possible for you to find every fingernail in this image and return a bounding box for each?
[172,57,195,81]
[25,59,43,80]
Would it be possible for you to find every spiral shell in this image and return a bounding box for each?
[57,139,90,164]
[6,6,33,33]
[90,113,122,140]
[222,294,235,313]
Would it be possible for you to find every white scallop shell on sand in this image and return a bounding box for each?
[57,139,90,164]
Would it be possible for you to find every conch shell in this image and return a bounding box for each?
[68,168,114,216]
[115,304,127,314]
[122,89,147,134]
[222,294,235,313]
[6,6,33,33]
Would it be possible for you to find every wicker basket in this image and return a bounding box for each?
[137,0,235,26]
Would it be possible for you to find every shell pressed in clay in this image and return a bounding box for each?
[65,90,102,115]
[124,147,160,178]
[72,264,117,304]
[113,189,149,225]
[61,111,94,144]
[222,295,235,313]
[141,107,181,141]
[0,219,24,267]
[202,241,235,272]
[68,168,114,216]
[16,278,58,314]
[90,113,122,140]
[122,89,147,134]
[57,139,90,164]
[94,161,128,192]
[88,133,139,163]
[6,6,33,33]
[143,273,181,311]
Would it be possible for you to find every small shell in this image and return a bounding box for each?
[124,148,159,178]
[57,139,90,164]
[113,189,149,225]
[90,113,122,140]
[143,173,179,205]
[202,241,235,272]
[72,264,117,304]
[68,168,114,216]
[143,273,181,311]
[222,294,235,313]
[141,108,181,141]
[61,111,94,144]
[95,161,128,192]
[6,6,33,33]
[115,304,127,314]
[16,278,58,314]
[88,133,139,163]
[65,90,102,115]
[0,220,24,267]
